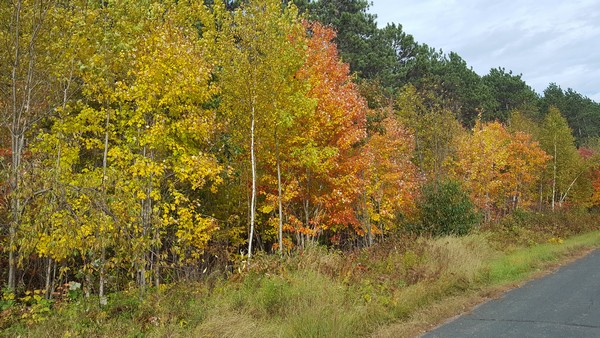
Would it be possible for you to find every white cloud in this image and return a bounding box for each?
[370,0,600,102]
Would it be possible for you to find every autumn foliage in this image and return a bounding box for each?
[450,121,550,220]
[285,21,368,238]
[0,0,597,298]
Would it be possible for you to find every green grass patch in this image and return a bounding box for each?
[484,230,600,284]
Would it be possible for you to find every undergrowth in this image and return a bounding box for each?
[2,211,600,338]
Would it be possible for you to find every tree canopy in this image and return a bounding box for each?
[1,0,599,298]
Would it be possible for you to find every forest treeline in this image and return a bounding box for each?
[1,0,600,299]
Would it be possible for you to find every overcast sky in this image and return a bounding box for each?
[370,0,600,102]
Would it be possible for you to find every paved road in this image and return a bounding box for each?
[422,249,600,338]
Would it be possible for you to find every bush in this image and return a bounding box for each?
[413,180,480,236]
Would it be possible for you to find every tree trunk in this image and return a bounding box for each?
[6,0,52,293]
[99,247,106,303]
[153,226,160,288]
[365,199,372,247]
[552,142,557,211]
[99,109,110,301]
[276,135,284,256]
[559,171,584,206]
[414,131,425,176]
[7,0,24,293]
[247,101,257,265]
[362,174,372,247]
[303,198,310,249]
[539,180,543,212]
[139,146,153,294]
[44,257,53,299]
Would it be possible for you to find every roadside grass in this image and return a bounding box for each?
[484,230,600,285]
[373,229,600,338]
[3,214,600,338]
[194,269,366,338]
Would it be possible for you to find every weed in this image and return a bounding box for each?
[5,218,600,338]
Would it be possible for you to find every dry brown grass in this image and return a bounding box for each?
[192,312,278,338]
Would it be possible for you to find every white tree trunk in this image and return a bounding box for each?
[247,101,257,265]
[275,134,284,256]
[552,141,557,211]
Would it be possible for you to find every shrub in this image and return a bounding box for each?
[413,179,480,236]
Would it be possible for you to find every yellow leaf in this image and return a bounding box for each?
[259,205,274,214]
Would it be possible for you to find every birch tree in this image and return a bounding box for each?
[540,107,584,210]
[218,0,307,261]
[0,0,75,292]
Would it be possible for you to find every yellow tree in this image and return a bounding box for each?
[451,121,509,220]
[23,0,223,296]
[363,116,419,245]
[218,0,309,260]
[395,84,464,181]
[540,107,585,210]
[450,121,549,219]
[0,0,85,292]
[103,0,222,291]
[503,131,550,210]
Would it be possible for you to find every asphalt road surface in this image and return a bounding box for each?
[422,249,600,338]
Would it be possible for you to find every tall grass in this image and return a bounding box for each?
[195,269,365,338]
[4,219,600,338]
[484,230,600,284]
